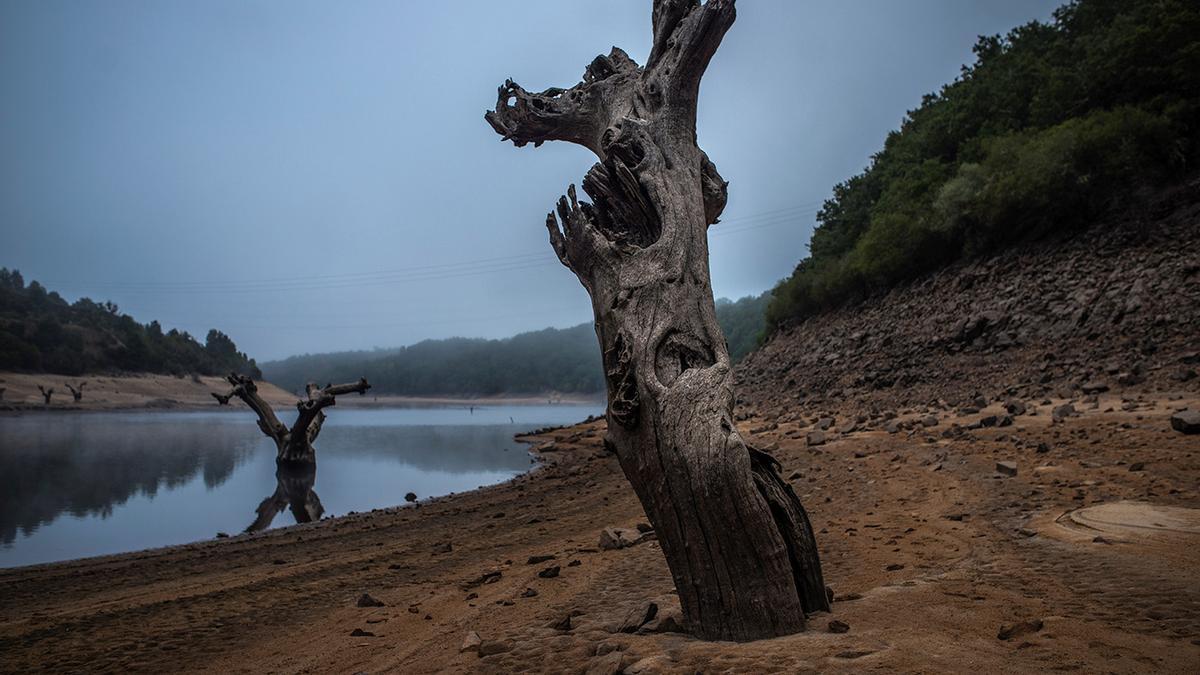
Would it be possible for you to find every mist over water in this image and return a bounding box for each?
[0,404,599,568]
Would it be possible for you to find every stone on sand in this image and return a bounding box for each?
[1170,409,1200,434]
[355,593,385,608]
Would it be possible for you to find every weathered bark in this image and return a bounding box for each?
[213,373,370,463]
[66,382,85,402]
[486,0,828,641]
[246,462,323,533]
[37,385,53,405]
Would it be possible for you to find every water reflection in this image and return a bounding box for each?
[247,463,322,533]
[0,404,600,567]
[0,413,261,546]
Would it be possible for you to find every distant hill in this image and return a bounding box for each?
[0,268,261,378]
[767,0,1199,330]
[262,293,769,396]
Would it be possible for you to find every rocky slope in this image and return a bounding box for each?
[738,181,1200,418]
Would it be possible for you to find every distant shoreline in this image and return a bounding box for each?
[0,371,603,414]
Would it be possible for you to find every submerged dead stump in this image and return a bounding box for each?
[37,385,53,405]
[213,373,370,463]
[485,0,828,641]
[66,382,85,402]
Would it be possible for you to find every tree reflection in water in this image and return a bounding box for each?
[246,462,323,533]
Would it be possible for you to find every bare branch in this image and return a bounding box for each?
[320,377,371,398]
[222,373,288,446]
[646,0,736,99]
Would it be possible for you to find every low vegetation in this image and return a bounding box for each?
[767,0,1199,328]
[0,268,261,377]
[263,293,769,396]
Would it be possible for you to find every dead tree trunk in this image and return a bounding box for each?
[213,373,370,463]
[486,0,828,641]
[66,382,85,402]
[37,385,53,405]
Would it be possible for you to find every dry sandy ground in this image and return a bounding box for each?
[0,395,1198,673]
[0,372,295,411]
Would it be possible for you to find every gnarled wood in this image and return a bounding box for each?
[65,382,85,402]
[37,385,53,405]
[486,0,828,641]
[213,373,370,463]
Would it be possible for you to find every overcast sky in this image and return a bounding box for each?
[0,0,1059,361]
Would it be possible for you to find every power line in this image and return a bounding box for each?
[42,201,825,296]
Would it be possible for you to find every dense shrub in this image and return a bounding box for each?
[766,0,1199,329]
[0,268,261,377]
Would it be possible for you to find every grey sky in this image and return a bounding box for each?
[0,0,1058,360]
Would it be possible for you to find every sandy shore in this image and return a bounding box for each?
[0,372,602,413]
[0,392,1197,673]
[0,372,296,412]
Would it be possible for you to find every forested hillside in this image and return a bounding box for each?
[263,293,768,395]
[767,0,1199,328]
[0,268,261,377]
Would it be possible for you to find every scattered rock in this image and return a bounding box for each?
[404,492,417,503]
[464,570,502,588]
[806,430,827,446]
[997,618,1044,641]
[885,563,905,571]
[639,611,685,634]
[624,656,673,674]
[828,619,850,633]
[431,541,452,554]
[349,628,375,637]
[835,650,874,660]
[616,601,658,633]
[816,417,835,430]
[538,565,561,579]
[635,522,654,533]
[1052,404,1076,421]
[598,527,646,550]
[1128,462,1145,472]
[527,554,555,565]
[355,593,385,608]
[996,461,1018,477]
[1081,382,1109,394]
[459,631,482,653]
[921,415,939,427]
[585,652,625,675]
[1170,409,1200,434]
[521,587,538,598]
[477,639,514,657]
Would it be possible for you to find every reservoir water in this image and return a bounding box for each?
[0,404,600,568]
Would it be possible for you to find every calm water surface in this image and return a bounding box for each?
[0,404,599,568]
